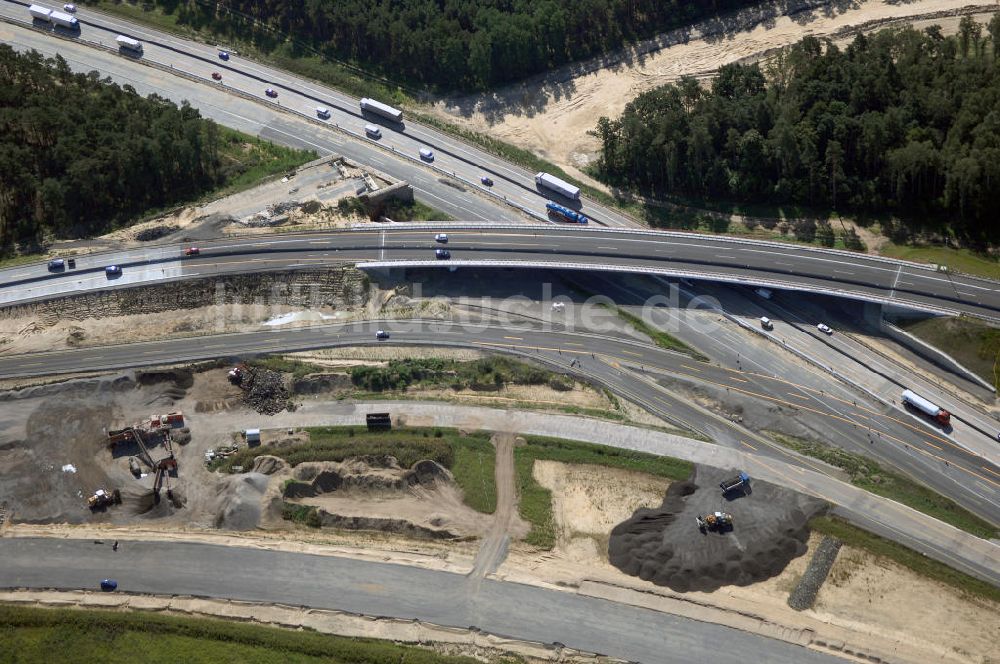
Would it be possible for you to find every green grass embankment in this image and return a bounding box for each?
[0,605,481,664]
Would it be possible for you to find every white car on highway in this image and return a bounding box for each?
[434,233,448,243]
[760,316,773,330]
[817,323,833,335]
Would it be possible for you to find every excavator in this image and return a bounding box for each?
[696,511,733,531]
[152,457,177,503]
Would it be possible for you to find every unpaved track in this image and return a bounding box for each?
[468,432,517,582]
[432,0,1000,184]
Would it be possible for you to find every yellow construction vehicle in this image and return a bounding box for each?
[696,512,733,531]
[88,488,121,510]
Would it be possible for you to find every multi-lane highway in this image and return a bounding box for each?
[2,226,999,319]
[0,538,845,664]
[0,2,634,227]
[4,6,1000,322]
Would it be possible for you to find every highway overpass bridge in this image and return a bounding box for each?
[2,225,998,321]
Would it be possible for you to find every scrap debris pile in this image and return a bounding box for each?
[230,364,296,415]
[239,201,300,227]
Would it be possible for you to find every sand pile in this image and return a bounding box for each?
[214,473,268,530]
[609,466,825,592]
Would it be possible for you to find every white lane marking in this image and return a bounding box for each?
[889,265,903,298]
[380,231,386,260]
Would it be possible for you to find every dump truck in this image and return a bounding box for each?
[720,471,751,495]
[696,512,733,530]
[359,98,403,123]
[545,202,589,224]
[535,172,580,200]
[901,389,950,426]
[88,488,121,510]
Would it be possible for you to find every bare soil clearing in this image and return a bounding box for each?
[430,0,999,186]
[502,461,998,664]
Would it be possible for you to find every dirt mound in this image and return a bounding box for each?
[131,485,186,518]
[214,473,268,530]
[251,455,288,475]
[135,368,194,390]
[608,466,825,592]
[135,225,178,241]
[290,373,352,395]
[286,459,452,498]
[316,511,459,539]
[244,368,296,415]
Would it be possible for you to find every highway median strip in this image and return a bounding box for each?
[600,305,708,360]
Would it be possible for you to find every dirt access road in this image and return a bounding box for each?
[430,0,1000,185]
[469,433,525,582]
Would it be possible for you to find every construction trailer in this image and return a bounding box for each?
[366,413,392,431]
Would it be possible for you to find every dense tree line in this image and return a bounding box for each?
[141,0,763,90]
[594,17,1000,244]
[0,46,227,250]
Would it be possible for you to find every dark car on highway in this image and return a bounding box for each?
[105,265,122,277]
[100,579,117,591]
[435,249,450,260]
[47,259,65,271]
[218,51,229,60]
[265,88,278,98]
[212,72,222,80]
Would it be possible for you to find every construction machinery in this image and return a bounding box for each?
[88,488,122,510]
[152,456,177,502]
[696,512,733,531]
[720,471,751,495]
[204,444,239,463]
[228,364,257,390]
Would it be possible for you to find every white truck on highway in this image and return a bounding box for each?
[360,98,403,123]
[535,172,580,200]
[901,389,951,426]
[29,4,79,29]
[116,35,143,54]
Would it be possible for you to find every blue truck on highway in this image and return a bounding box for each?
[545,202,588,224]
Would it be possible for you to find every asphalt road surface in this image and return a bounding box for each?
[2,226,999,321]
[0,538,845,663]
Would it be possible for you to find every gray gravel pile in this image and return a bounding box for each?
[608,466,827,592]
[243,368,296,415]
[787,535,843,611]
